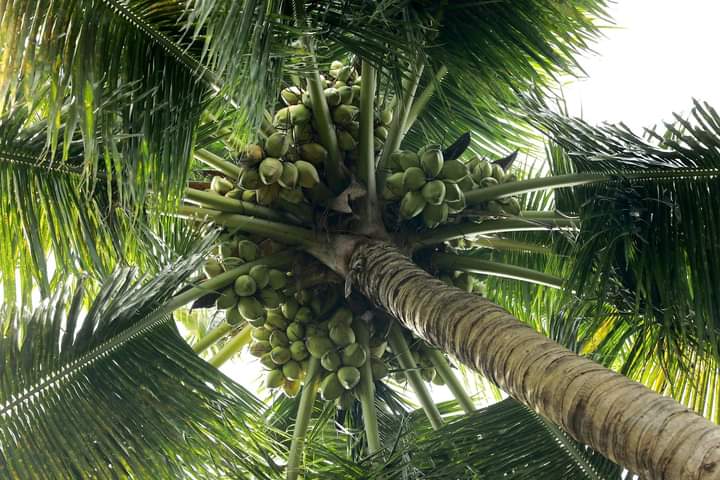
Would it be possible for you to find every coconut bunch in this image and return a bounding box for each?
[383,146,523,228]
[383,145,467,228]
[229,59,391,208]
[464,156,522,216]
[235,132,321,206]
[201,233,291,326]
[248,294,317,398]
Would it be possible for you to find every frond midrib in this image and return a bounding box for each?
[0,305,170,417]
[100,0,218,86]
[0,148,84,177]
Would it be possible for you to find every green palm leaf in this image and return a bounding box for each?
[374,398,622,479]
[0,239,283,479]
[405,0,610,155]
[0,0,208,202]
[523,100,720,419]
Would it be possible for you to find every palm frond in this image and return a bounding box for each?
[405,0,610,155]
[377,398,621,479]
[0,238,283,479]
[535,101,720,357]
[1,0,209,202]
[0,101,117,303]
[524,100,720,419]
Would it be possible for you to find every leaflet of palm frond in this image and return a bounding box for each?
[0,104,114,304]
[0,239,283,479]
[0,93,212,303]
[531,101,720,372]
[405,1,609,154]
[379,398,622,480]
[0,0,209,203]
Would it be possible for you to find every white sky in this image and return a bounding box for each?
[563,0,720,130]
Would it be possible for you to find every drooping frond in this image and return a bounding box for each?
[0,239,283,479]
[373,398,621,479]
[0,0,209,202]
[0,101,118,303]
[405,0,610,155]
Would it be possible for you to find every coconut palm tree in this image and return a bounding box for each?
[2,1,720,479]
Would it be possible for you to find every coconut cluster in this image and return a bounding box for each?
[248,293,316,398]
[383,147,522,228]
[227,59,390,208]
[245,284,389,406]
[465,156,521,216]
[201,233,290,326]
[383,145,466,228]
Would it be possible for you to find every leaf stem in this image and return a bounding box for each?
[409,216,579,248]
[286,357,321,480]
[377,59,425,191]
[208,325,252,367]
[403,65,448,135]
[353,317,382,455]
[431,252,563,289]
[464,168,720,205]
[176,205,318,248]
[194,149,242,180]
[466,237,553,255]
[424,347,475,414]
[358,60,379,231]
[387,323,443,430]
[184,187,289,222]
[193,322,233,353]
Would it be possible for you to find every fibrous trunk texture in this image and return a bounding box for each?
[350,241,720,480]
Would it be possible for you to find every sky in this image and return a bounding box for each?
[563,0,720,130]
[220,0,720,404]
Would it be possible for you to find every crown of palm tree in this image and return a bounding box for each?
[2,1,720,479]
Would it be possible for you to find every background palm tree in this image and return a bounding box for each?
[2,1,720,479]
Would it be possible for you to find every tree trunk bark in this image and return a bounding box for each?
[350,241,720,480]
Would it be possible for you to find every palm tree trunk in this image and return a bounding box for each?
[349,241,720,480]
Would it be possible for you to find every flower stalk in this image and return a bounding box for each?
[193,322,233,353]
[208,325,252,367]
[431,252,564,289]
[286,357,322,480]
[194,149,242,180]
[424,347,475,414]
[353,317,382,455]
[387,322,443,430]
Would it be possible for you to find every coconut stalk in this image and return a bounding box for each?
[305,66,346,190]
[208,325,252,367]
[424,347,475,414]
[353,316,382,455]
[184,187,289,222]
[357,60,380,232]
[293,1,345,191]
[403,64,448,135]
[286,357,322,480]
[376,59,425,191]
[432,252,564,289]
[194,149,242,180]
[410,216,579,248]
[387,322,443,430]
[193,322,233,353]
